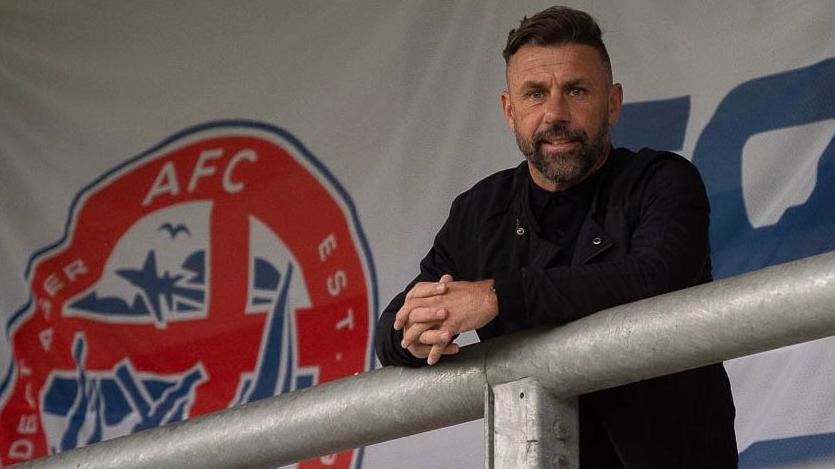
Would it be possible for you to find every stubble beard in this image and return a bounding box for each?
[515,122,609,188]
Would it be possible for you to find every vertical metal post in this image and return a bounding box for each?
[486,377,579,469]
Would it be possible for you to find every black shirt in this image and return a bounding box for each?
[526,162,600,266]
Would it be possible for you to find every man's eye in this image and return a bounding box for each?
[568,87,586,97]
[527,90,545,99]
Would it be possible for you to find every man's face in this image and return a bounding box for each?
[501,44,623,191]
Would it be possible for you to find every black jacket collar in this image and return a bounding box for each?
[487,151,619,266]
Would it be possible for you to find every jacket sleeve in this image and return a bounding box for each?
[497,156,712,329]
[375,196,464,367]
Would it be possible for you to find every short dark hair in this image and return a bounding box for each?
[503,6,611,74]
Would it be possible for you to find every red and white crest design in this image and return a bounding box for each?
[0,121,377,468]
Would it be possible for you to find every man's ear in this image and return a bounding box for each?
[500,90,515,131]
[607,83,624,127]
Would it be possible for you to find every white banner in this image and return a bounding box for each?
[1,1,833,467]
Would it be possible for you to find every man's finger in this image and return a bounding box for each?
[441,343,460,355]
[395,281,448,330]
[418,328,452,345]
[407,344,430,359]
[407,343,459,361]
[426,336,454,365]
[394,300,427,331]
[408,307,447,324]
[426,344,444,366]
[405,281,448,300]
[425,329,454,365]
[401,321,434,348]
[393,303,410,331]
[439,274,454,284]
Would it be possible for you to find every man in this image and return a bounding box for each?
[376,5,737,468]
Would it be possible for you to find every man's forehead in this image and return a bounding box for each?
[506,44,608,85]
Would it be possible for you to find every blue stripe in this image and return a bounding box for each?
[740,432,835,468]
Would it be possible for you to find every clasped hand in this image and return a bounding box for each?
[393,274,498,365]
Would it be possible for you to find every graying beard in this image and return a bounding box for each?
[518,127,607,186]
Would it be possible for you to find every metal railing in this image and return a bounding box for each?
[20,250,835,468]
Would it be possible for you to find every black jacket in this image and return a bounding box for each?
[376,147,738,468]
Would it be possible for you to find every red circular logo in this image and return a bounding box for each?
[1,121,377,468]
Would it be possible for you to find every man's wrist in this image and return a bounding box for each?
[483,278,499,319]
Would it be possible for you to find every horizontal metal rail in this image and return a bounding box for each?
[21,250,835,469]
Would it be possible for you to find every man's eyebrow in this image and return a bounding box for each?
[563,78,591,88]
[517,79,549,90]
[517,77,593,91]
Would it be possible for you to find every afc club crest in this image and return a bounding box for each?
[0,121,378,468]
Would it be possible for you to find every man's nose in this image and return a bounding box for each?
[543,93,570,125]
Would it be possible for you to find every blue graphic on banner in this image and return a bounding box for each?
[612,96,690,152]
[235,262,297,403]
[70,249,206,325]
[228,259,314,407]
[42,334,205,453]
[43,254,301,453]
[693,58,835,279]
[739,433,835,468]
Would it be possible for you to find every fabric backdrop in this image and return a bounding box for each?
[1,1,833,467]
